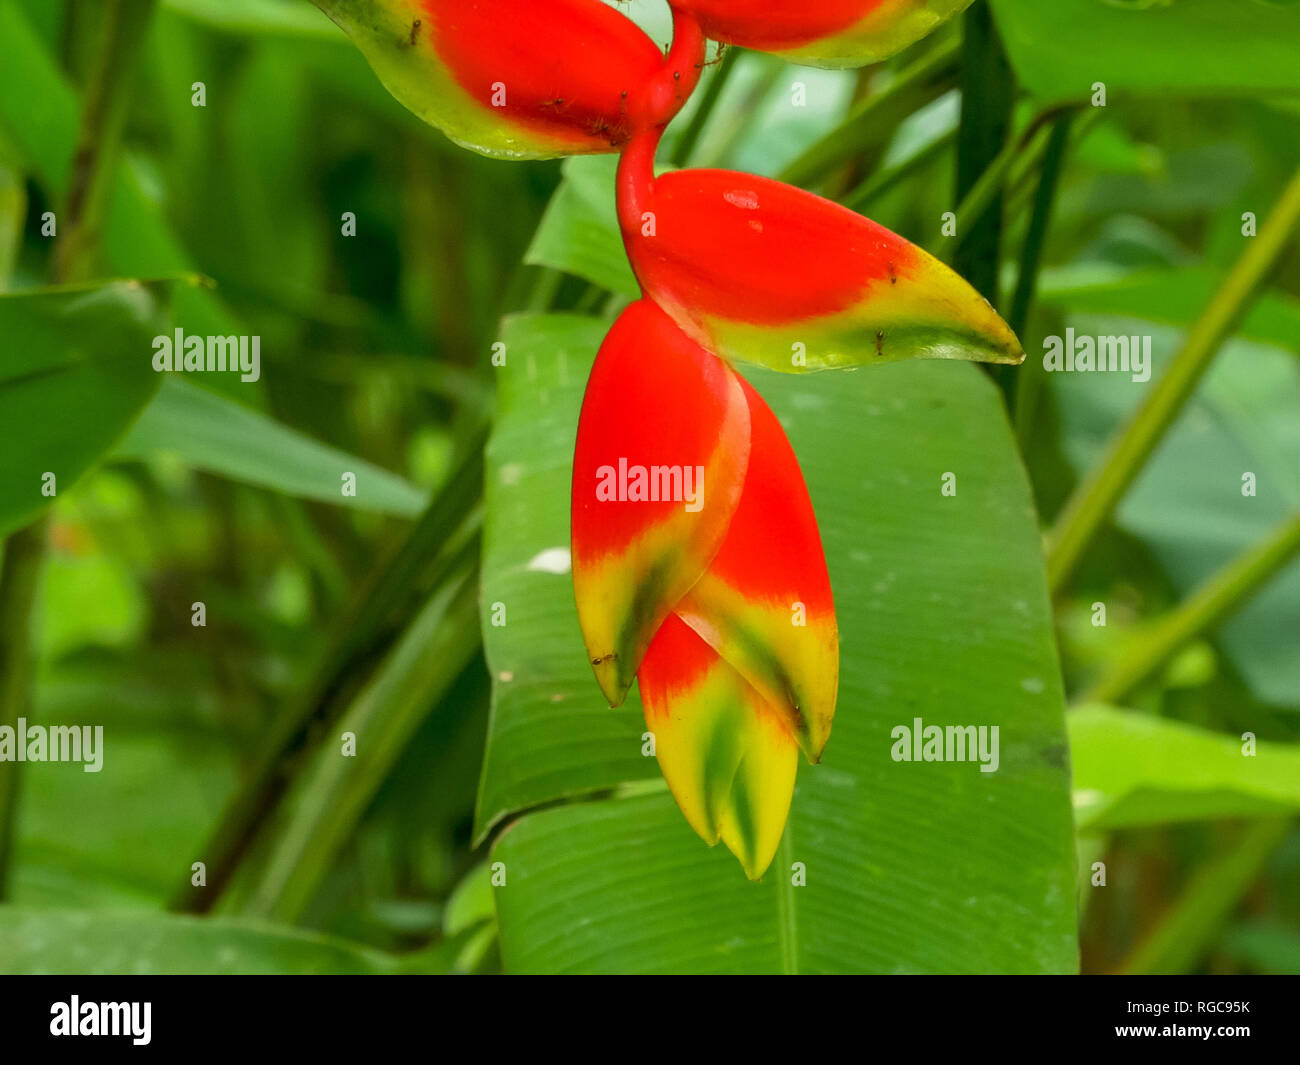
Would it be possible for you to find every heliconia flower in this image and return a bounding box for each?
[617,136,1024,373]
[639,613,797,880]
[667,0,974,68]
[571,299,750,709]
[572,297,837,877]
[311,0,699,159]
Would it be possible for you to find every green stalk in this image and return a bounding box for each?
[669,45,738,167]
[1008,114,1075,339]
[0,0,155,899]
[0,519,48,896]
[0,164,25,288]
[1081,515,1300,706]
[777,36,960,189]
[1010,113,1075,450]
[240,567,481,923]
[930,123,1045,258]
[951,3,1014,305]
[52,0,156,285]
[1046,165,1300,596]
[841,128,955,212]
[1119,818,1291,975]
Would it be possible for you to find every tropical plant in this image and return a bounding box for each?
[0,0,1296,976]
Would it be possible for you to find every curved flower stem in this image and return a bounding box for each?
[616,9,705,247]
[616,126,662,238]
[1046,164,1300,596]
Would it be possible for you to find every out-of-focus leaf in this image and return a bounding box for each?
[162,0,341,38]
[1069,705,1300,831]
[474,314,646,834]
[1119,818,1290,975]
[114,378,427,517]
[443,860,498,973]
[0,279,173,537]
[13,733,237,909]
[1222,918,1300,974]
[1051,322,1300,708]
[525,156,639,298]
[479,312,1076,973]
[991,0,1300,103]
[237,575,479,922]
[0,907,396,974]
[1038,266,1300,353]
[0,1,238,339]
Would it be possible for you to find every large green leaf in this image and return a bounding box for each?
[1069,705,1300,831]
[0,907,395,974]
[115,378,427,517]
[478,313,1077,973]
[991,0,1300,104]
[0,280,173,537]
[474,315,648,836]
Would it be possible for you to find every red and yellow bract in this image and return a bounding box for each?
[320,0,1024,879]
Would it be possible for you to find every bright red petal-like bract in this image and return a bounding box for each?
[314,0,688,159]
[618,147,1023,373]
[571,300,750,708]
[668,0,975,68]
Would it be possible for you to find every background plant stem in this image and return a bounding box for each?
[53,0,156,286]
[1119,818,1291,974]
[0,519,48,897]
[0,0,155,900]
[1011,112,1076,450]
[1081,514,1300,706]
[1046,164,1300,596]
[172,436,486,912]
[239,568,480,923]
[951,3,1014,305]
[778,36,960,189]
[669,45,737,167]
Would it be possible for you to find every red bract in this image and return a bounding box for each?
[315,0,701,158]
[428,0,667,150]
[670,0,872,50]
[571,299,750,708]
[667,0,976,67]
[617,133,1023,372]
[572,301,836,876]
[326,0,1026,878]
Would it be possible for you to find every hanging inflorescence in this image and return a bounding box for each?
[319,0,1020,878]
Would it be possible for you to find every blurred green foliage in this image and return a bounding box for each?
[0,0,1296,974]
